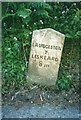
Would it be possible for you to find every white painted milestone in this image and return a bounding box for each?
[27,28,65,86]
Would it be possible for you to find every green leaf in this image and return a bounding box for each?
[65,33,72,38]
[2,14,15,20]
[23,16,31,24]
[35,9,49,18]
[21,66,25,71]
[17,9,32,19]
[29,3,52,11]
[42,3,53,11]
[76,8,81,17]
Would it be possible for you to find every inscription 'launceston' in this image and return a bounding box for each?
[32,42,61,50]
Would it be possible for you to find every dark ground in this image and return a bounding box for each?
[2,84,80,118]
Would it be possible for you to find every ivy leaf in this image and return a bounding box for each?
[17,9,32,19]
[21,66,25,71]
[42,3,53,11]
[65,33,72,38]
[35,9,49,18]
[23,16,31,24]
[29,3,52,11]
[2,14,15,20]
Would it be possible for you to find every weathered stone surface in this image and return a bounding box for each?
[27,28,65,86]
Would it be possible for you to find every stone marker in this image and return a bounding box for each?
[27,28,65,86]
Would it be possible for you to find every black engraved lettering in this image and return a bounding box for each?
[39,61,42,67]
[37,55,39,59]
[47,56,51,60]
[32,54,34,58]
[39,44,42,47]
[52,57,55,61]
[44,56,46,60]
[55,58,58,61]
[46,45,50,49]
[45,50,48,54]
[40,55,43,59]
[35,54,36,58]
[35,43,38,47]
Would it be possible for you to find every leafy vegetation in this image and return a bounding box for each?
[2,2,80,94]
